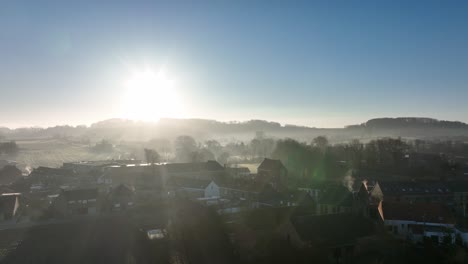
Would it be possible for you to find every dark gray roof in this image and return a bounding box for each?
[165,160,224,173]
[382,201,455,224]
[167,177,211,189]
[30,166,75,177]
[379,181,451,196]
[61,188,98,201]
[258,158,286,172]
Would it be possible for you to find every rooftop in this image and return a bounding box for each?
[381,201,455,224]
[61,188,98,201]
[258,158,286,172]
[378,181,452,196]
[63,159,142,167]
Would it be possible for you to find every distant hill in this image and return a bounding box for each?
[348,117,468,130]
[1,117,468,142]
[345,117,468,140]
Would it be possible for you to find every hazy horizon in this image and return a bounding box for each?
[2,115,468,130]
[3,2,468,264]
[0,116,374,129]
[2,1,468,128]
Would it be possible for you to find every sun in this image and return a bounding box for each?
[120,68,184,121]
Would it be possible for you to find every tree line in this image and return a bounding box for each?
[0,141,19,155]
[143,133,276,164]
[140,134,465,185]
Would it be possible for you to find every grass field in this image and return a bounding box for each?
[2,139,123,171]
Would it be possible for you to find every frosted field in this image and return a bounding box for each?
[6,139,120,171]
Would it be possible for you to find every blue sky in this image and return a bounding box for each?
[1,0,468,128]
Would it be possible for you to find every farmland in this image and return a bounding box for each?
[1,139,125,171]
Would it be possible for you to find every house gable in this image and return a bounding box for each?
[205,181,220,198]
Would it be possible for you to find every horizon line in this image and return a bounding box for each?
[1,116,464,131]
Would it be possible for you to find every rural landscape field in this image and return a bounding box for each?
[10,139,123,172]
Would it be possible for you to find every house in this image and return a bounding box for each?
[0,185,15,195]
[97,160,225,189]
[167,177,212,199]
[257,158,287,190]
[205,181,220,197]
[316,185,354,215]
[354,181,384,219]
[0,165,22,185]
[355,182,371,215]
[0,193,21,222]
[229,207,306,260]
[62,159,142,174]
[291,214,375,262]
[374,181,452,203]
[98,164,158,189]
[53,188,99,216]
[368,182,384,204]
[297,187,320,200]
[230,208,375,263]
[256,184,287,207]
[409,225,455,245]
[379,201,455,244]
[108,184,135,211]
[164,160,225,180]
[285,190,317,215]
[226,166,251,179]
[27,166,77,193]
[455,227,468,247]
[447,181,468,217]
[204,181,258,200]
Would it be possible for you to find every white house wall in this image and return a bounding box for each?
[455,229,468,247]
[204,181,220,198]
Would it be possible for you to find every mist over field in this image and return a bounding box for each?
[3,1,468,263]
[1,117,468,172]
[2,117,468,142]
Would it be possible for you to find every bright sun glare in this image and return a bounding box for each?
[121,68,183,121]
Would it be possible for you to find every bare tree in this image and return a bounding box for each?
[175,135,198,162]
[144,148,160,164]
[313,136,328,152]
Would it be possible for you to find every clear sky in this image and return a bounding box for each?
[1,0,468,128]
